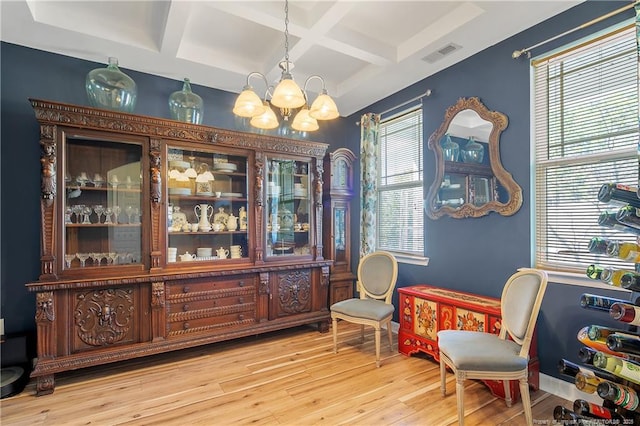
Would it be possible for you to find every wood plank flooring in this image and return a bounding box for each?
[1,323,570,425]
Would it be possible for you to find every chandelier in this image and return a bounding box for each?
[232,0,339,133]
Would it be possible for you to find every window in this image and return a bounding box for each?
[533,23,639,274]
[377,108,424,256]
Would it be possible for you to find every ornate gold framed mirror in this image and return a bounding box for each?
[425,97,522,219]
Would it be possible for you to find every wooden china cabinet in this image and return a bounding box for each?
[323,148,356,305]
[27,99,332,395]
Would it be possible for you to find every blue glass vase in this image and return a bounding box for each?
[85,57,137,113]
[168,78,204,124]
[461,136,484,163]
[441,134,459,162]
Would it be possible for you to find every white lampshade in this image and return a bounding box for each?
[291,108,319,132]
[309,92,339,120]
[271,77,306,109]
[250,102,279,129]
[233,87,266,117]
[184,166,198,179]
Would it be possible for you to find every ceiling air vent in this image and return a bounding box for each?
[422,43,462,64]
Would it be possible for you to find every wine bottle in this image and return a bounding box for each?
[592,351,640,385]
[606,240,640,262]
[598,211,640,235]
[579,346,597,363]
[581,293,631,312]
[553,405,601,425]
[586,264,605,280]
[620,272,640,292]
[588,324,632,341]
[597,381,640,411]
[607,333,640,356]
[575,372,605,394]
[558,358,581,377]
[616,205,640,230]
[601,268,637,287]
[573,398,624,420]
[598,183,640,208]
[588,237,612,254]
[577,326,628,358]
[610,302,640,326]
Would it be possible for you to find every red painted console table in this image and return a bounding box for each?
[397,285,539,401]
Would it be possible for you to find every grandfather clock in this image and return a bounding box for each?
[323,148,356,306]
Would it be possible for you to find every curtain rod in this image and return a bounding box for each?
[512,1,638,59]
[355,89,432,125]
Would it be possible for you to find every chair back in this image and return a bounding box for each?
[500,268,548,357]
[357,251,398,304]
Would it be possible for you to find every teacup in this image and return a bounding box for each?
[191,223,199,232]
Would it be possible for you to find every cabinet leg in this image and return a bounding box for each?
[36,374,55,396]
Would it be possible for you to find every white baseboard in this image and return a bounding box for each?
[538,373,601,404]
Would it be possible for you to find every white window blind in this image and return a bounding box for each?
[377,108,424,255]
[533,24,639,273]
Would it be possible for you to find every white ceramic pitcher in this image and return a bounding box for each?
[194,204,213,232]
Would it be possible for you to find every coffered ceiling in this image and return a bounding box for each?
[1,1,584,116]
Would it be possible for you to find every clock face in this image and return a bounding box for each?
[335,159,347,188]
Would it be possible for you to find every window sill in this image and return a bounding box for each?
[523,268,631,294]
[394,253,430,266]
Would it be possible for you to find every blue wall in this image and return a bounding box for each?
[0,1,634,383]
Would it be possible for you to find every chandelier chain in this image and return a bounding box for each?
[284,0,290,65]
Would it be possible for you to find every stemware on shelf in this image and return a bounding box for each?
[93,205,105,224]
[112,205,121,224]
[76,252,90,267]
[104,207,113,224]
[72,205,84,223]
[82,206,93,224]
[64,254,76,269]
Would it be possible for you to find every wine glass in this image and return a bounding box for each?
[99,252,109,266]
[65,206,73,224]
[76,252,90,267]
[104,207,113,224]
[72,204,84,223]
[93,205,104,224]
[107,252,118,265]
[82,206,93,224]
[64,253,76,269]
[125,205,134,224]
[88,252,100,266]
[133,207,140,224]
[112,205,121,224]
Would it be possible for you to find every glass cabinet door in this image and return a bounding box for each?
[166,147,248,263]
[63,135,143,271]
[265,158,311,258]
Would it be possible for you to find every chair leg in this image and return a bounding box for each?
[386,322,393,350]
[439,358,447,396]
[332,317,338,354]
[503,379,512,407]
[519,378,533,426]
[455,374,465,426]
[374,326,381,367]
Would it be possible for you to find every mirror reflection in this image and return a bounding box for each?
[426,97,522,219]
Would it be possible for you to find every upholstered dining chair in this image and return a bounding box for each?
[330,251,398,367]
[437,268,548,426]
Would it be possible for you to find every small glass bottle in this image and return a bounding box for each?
[615,205,640,230]
[606,240,640,262]
[592,351,640,385]
[607,333,640,356]
[586,264,604,280]
[580,293,629,312]
[598,183,640,208]
[441,134,459,162]
[85,57,137,112]
[610,302,640,326]
[597,381,640,411]
[168,78,204,124]
[578,346,597,363]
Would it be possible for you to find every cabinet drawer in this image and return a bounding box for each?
[167,306,256,336]
[168,291,254,313]
[166,275,255,301]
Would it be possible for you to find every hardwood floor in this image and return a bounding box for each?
[1,322,569,425]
